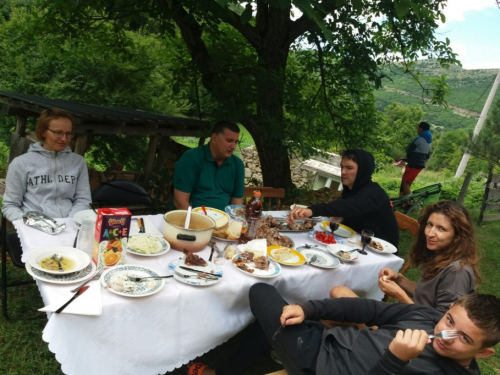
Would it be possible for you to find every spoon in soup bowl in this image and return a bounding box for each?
[51,253,64,272]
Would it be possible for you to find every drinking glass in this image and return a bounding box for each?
[77,219,95,258]
[329,217,341,233]
[359,229,374,255]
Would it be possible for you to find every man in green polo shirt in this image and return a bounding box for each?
[173,121,245,211]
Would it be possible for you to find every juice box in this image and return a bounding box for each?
[92,208,132,270]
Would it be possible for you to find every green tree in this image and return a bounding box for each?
[379,103,424,160]
[21,0,459,188]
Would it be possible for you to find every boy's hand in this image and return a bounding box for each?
[388,329,430,362]
[280,305,305,326]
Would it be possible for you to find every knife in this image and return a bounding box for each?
[138,218,145,233]
[55,286,90,314]
[179,265,222,277]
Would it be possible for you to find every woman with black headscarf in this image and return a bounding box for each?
[289,149,399,248]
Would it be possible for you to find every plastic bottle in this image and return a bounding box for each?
[238,191,263,244]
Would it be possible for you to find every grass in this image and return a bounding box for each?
[1,168,500,374]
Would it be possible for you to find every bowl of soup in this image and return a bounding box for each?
[163,210,215,253]
[28,246,91,275]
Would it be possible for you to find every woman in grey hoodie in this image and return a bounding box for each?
[2,108,91,222]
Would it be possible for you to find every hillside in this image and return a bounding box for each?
[374,60,500,131]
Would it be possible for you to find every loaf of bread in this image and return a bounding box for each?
[225,220,243,240]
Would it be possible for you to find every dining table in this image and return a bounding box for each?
[14,211,405,375]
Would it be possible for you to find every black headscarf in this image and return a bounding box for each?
[341,149,375,198]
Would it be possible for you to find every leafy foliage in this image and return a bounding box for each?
[469,99,500,168]
[22,0,459,188]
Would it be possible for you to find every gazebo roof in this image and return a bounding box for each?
[0,91,210,137]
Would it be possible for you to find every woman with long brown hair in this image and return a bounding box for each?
[331,201,480,313]
[377,200,480,312]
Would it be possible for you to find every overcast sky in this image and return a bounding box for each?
[438,0,500,69]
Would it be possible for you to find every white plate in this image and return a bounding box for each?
[193,207,230,224]
[327,244,359,262]
[295,246,340,269]
[231,254,281,278]
[26,261,97,284]
[127,234,171,257]
[100,265,166,297]
[224,204,246,219]
[366,237,398,254]
[28,246,91,275]
[168,258,222,286]
[320,221,357,238]
[73,209,97,227]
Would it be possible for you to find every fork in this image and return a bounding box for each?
[70,269,104,293]
[174,271,218,281]
[127,275,174,282]
[429,330,459,340]
[306,255,318,265]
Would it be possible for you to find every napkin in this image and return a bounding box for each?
[130,217,163,236]
[237,239,268,258]
[38,281,102,316]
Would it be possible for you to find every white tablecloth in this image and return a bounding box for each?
[14,212,404,375]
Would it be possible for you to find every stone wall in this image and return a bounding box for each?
[240,146,314,188]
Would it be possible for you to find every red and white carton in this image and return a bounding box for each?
[92,208,132,270]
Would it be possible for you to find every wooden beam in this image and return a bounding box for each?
[74,124,208,137]
[2,105,39,117]
[74,131,89,156]
[482,214,500,222]
[15,116,27,135]
[144,135,159,181]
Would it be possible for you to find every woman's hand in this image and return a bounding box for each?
[378,267,399,281]
[280,305,305,326]
[379,276,408,301]
[287,207,313,224]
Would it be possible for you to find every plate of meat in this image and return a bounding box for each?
[255,216,295,248]
[366,237,397,254]
[231,251,281,278]
[167,250,223,286]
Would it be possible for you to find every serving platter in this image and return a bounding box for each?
[231,254,281,278]
[100,265,166,297]
[267,246,306,266]
[274,218,315,233]
[366,237,398,255]
[295,246,340,269]
[28,246,90,275]
[127,234,171,257]
[26,261,96,284]
[168,258,222,286]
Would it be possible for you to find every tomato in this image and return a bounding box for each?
[315,231,336,244]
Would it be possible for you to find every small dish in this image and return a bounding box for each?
[73,209,97,228]
[327,244,359,262]
[231,254,281,278]
[28,246,91,274]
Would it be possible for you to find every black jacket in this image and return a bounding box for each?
[308,149,399,248]
[299,297,481,375]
